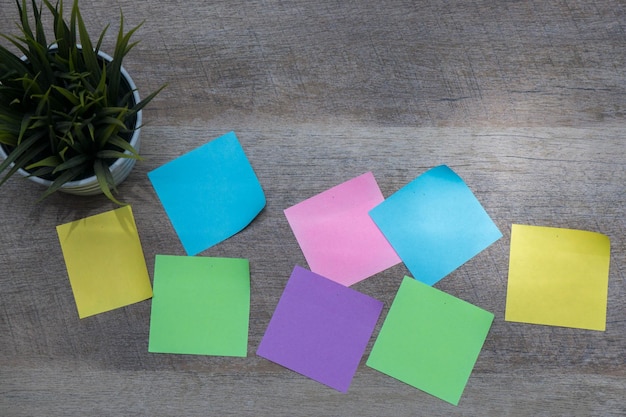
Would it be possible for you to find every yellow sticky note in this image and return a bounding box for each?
[505,224,610,331]
[56,206,153,318]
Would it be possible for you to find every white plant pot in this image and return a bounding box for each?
[0,49,142,196]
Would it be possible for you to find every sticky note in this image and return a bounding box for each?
[256,266,383,393]
[147,131,266,255]
[148,255,250,356]
[367,277,494,406]
[369,165,502,285]
[284,172,401,286]
[505,224,610,331]
[56,206,152,319]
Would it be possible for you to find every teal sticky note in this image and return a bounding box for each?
[148,255,250,356]
[148,132,266,255]
[369,165,501,285]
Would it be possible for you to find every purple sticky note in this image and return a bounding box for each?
[256,266,384,393]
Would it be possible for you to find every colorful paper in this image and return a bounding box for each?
[147,131,266,255]
[256,266,383,393]
[505,224,610,331]
[56,206,152,319]
[284,172,401,286]
[369,165,502,285]
[366,276,494,406]
[148,255,250,356]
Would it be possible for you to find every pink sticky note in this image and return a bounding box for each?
[284,172,401,286]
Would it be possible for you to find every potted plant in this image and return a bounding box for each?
[0,0,164,204]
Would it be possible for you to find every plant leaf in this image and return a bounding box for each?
[37,167,82,201]
[1,127,46,172]
[94,158,124,205]
[25,155,61,170]
[46,0,70,58]
[27,166,54,178]
[51,85,80,105]
[94,23,110,54]
[130,83,167,114]
[107,134,141,158]
[73,0,102,88]
[94,116,126,149]
[0,138,48,186]
[52,153,91,173]
[32,0,47,46]
[96,149,137,160]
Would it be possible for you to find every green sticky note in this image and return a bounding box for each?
[148,255,250,356]
[367,277,494,406]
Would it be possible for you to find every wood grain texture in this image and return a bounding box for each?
[1,1,625,416]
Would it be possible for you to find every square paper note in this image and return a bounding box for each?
[148,255,250,356]
[147,131,266,255]
[56,205,152,319]
[367,276,494,406]
[256,266,383,393]
[505,224,610,331]
[284,172,401,286]
[369,165,502,285]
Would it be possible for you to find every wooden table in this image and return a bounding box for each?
[1,1,624,415]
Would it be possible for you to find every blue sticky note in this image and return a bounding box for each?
[369,165,501,285]
[148,131,266,255]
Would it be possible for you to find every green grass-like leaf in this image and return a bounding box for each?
[94,158,124,205]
